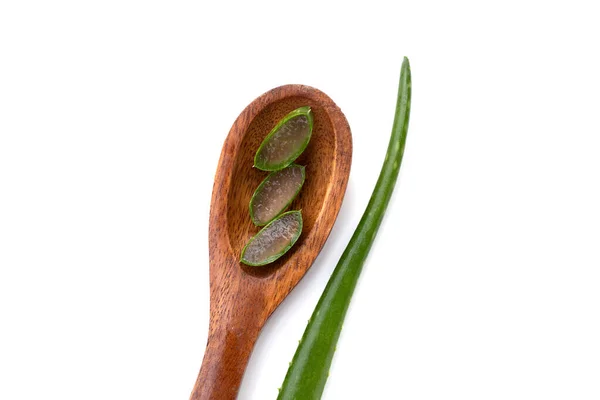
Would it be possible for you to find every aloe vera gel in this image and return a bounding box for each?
[240,106,313,266]
[250,164,305,226]
[240,211,303,266]
[254,106,313,171]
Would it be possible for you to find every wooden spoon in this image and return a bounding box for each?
[189,85,352,400]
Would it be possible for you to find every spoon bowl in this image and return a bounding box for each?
[190,85,352,400]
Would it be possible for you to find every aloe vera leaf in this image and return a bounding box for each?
[278,57,412,399]
[249,164,306,226]
[254,106,313,171]
[240,210,303,266]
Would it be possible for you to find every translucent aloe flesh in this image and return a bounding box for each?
[250,164,305,226]
[240,211,303,266]
[254,106,313,171]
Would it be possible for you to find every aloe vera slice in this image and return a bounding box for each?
[250,164,306,226]
[240,210,303,266]
[254,106,313,171]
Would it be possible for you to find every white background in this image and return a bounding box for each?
[1,1,599,399]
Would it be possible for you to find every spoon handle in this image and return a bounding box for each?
[189,298,265,400]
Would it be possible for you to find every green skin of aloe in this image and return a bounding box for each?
[278,57,412,399]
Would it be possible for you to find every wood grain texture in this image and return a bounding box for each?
[189,85,352,400]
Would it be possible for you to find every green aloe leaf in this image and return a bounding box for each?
[254,106,313,171]
[240,210,303,266]
[278,56,412,399]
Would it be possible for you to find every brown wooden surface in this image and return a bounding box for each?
[189,85,353,400]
